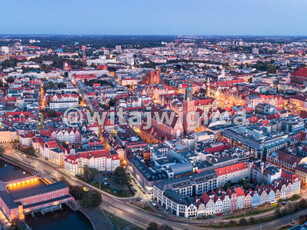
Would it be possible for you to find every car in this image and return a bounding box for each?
[152,202,157,206]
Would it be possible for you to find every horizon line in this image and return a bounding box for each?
[1,34,307,38]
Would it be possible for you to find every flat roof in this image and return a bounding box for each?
[9,182,68,200]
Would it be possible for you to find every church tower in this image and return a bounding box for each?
[183,85,195,135]
[206,78,211,97]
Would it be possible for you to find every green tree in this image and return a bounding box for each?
[298,215,307,225]
[239,218,247,226]
[57,82,67,89]
[147,222,158,230]
[61,141,69,148]
[80,189,102,208]
[249,217,255,224]
[89,168,99,179]
[222,180,232,190]
[47,110,57,117]
[114,166,129,184]
[238,178,252,190]
[298,199,307,209]
[0,147,5,155]
[7,76,15,83]
[69,186,86,200]
[83,166,91,183]
[43,81,56,90]
[160,225,174,230]
[228,220,237,226]
[275,208,281,217]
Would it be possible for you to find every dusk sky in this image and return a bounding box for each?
[1,0,307,36]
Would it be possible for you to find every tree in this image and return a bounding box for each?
[298,199,307,209]
[228,220,237,226]
[275,208,281,217]
[239,218,247,226]
[298,215,307,225]
[160,225,174,230]
[61,141,69,148]
[89,168,99,179]
[47,110,57,117]
[249,217,255,224]
[238,178,252,190]
[57,82,67,89]
[114,166,129,184]
[69,186,85,200]
[147,222,158,230]
[7,76,15,83]
[222,180,232,190]
[43,81,56,90]
[83,166,91,183]
[0,147,4,155]
[80,189,102,208]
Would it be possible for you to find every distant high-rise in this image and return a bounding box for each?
[82,53,87,65]
[82,45,87,65]
[115,45,122,52]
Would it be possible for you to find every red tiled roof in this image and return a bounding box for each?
[215,162,248,176]
[235,187,245,196]
[281,170,300,183]
[291,67,307,77]
[46,140,58,149]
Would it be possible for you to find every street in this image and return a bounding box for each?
[1,145,306,230]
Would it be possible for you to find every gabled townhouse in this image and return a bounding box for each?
[227,189,237,211]
[259,189,268,205]
[279,183,287,200]
[251,190,261,207]
[267,188,276,203]
[221,193,231,212]
[213,195,223,214]
[200,192,215,215]
[244,191,252,208]
[52,129,81,144]
[235,187,245,209]
[281,170,301,195]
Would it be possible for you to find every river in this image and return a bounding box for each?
[25,205,94,230]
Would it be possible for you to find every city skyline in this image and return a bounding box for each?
[0,1,307,229]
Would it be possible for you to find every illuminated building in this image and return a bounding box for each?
[0,160,74,223]
[183,86,195,135]
[142,70,161,84]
